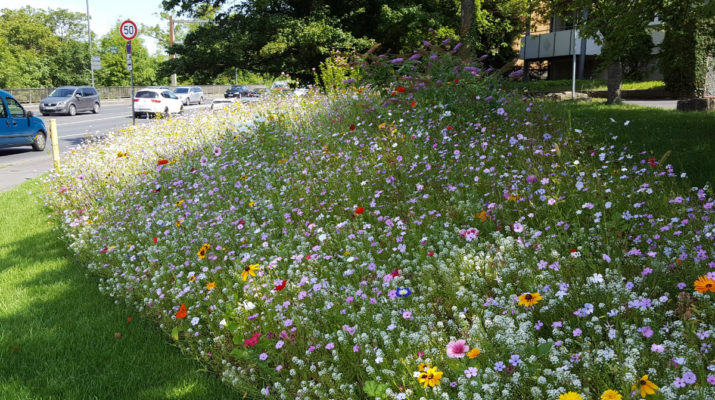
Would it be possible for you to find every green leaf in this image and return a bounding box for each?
[536,341,553,357]
[230,348,248,359]
[232,334,242,346]
[363,380,389,398]
[170,327,179,341]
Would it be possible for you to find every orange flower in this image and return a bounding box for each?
[467,348,481,358]
[176,304,187,319]
[476,211,488,222]
[206,281,216,291]
[355,206,365,215]
[694,276,715,293]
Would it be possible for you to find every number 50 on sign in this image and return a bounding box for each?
[119,20,138,41]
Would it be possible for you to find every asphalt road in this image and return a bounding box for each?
[0,100,212,193]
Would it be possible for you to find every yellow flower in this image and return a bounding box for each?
[601,389,622,400]
[467,348,481,359]
[248,201,255,208]
[558,392,583,400]
[417,366,443,388]
[694,275,715,293]
[476,211,488,222]
[206,281,216,291]
[632,375,658,398]
[417,362,430,372]
[241,263,259,281]
[517,292,542,307]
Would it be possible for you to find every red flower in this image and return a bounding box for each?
[127,317,132,322]
[349,124,356,130]
[391,268,400,278]
[355,206,365,215]
[427,251,435,257]
[648,157,657,167]
[410,101,417,107]
[244,332,262,347]
[157,159,169,165]
[58,187,68,194]
[274,279,287,291]
[153,237,158,244]
[446,125,453,130]
[454,78,459,83]
[176,304,187,319]
[397,86,405,93]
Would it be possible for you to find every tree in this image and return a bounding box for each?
[532,0,660,104]
[95,22,164,86]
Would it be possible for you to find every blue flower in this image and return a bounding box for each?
[396,288,412,297]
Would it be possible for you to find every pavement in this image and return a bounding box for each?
[621,99,678,109]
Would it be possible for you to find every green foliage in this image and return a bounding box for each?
[315,51,363,93]
[95,23,164,87]
[467,0,529,66]
[363,380,389,398]
[660,0,715,98]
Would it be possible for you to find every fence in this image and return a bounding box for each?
[4,85,265,104]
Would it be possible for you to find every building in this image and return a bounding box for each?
[518,14,664,80]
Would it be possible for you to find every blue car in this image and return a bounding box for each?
[0,89,47,151]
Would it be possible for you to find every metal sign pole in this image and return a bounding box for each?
[128,40,135,125]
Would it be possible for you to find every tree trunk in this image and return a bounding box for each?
[606,61,623,104]
[460,0,475,36]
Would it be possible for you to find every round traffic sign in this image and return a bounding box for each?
[119,20,138,41]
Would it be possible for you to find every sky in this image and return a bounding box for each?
[1,0,168,54]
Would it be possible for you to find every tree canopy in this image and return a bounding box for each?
[160,0,527,83]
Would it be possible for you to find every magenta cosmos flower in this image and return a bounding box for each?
[446,339,468,358]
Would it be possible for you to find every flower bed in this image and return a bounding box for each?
[44,50,714,400]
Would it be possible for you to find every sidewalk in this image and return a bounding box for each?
[622,99,677,109]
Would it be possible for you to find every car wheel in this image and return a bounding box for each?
[179,105,184,115]
[163,107,170,118]
[31,131,46,151]
[184,98,189,106]
[199,96,203,105]
[68,104,76,116]
[42,113,49,116]
[92,102,100,114]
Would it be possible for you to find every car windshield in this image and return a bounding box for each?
[174,88,189,93]
[136,91,158,98]
[49,88,75,97]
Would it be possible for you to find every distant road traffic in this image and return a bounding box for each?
[0,100,212,192]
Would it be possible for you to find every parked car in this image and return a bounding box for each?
[173,86,204,105]
[133,89,184,118]
[270,81,291,92]
[224,85,258,98]
[40,86,100,116]
[210,97,238,110]
[0,89,47,151]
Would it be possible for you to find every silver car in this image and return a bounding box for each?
[40,86,100,116]
[173,86,204,105]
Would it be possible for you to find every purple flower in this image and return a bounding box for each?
[402,311,412,319]
[508,69,524,78]
[259,352,268,361]
[390,58,404,64]
[673,377,686,388]
[526,174,537,183]
[682,371,697,384]
[651,343,665,353]
[325,342,335,350]
[512,222,524,233]
[494,361,506,371]
[509,354,522,366]
[640,326,654,338]
[602,253,612,263]
[353,345,360,352]
[573,328,582,337]
[707,375,715,385]
[465,367,479,378]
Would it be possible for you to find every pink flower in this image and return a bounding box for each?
[446,339,468,358]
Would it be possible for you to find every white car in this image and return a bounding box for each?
[173,86,204,105]
[133,89,184,118]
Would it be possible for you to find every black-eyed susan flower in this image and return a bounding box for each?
[417,366,443,388]
[632,375,658,398]
[518,292,542,307]
[241,263,259,281]
[558,392,583,400]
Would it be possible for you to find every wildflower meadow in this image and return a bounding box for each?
[43,43,714,400]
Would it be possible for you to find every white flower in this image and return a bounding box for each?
[191,317,200,326]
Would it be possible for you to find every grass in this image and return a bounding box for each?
[0,180,236,399]
[503,79,666,93]
[543,100,715,187]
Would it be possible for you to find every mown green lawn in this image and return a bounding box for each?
[503,79,666,93]
[0,181,236,400]
[543,100,715,187]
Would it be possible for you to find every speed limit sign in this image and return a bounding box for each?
[119,20,138,41]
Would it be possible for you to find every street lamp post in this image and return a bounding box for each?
[86,0,95,87]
